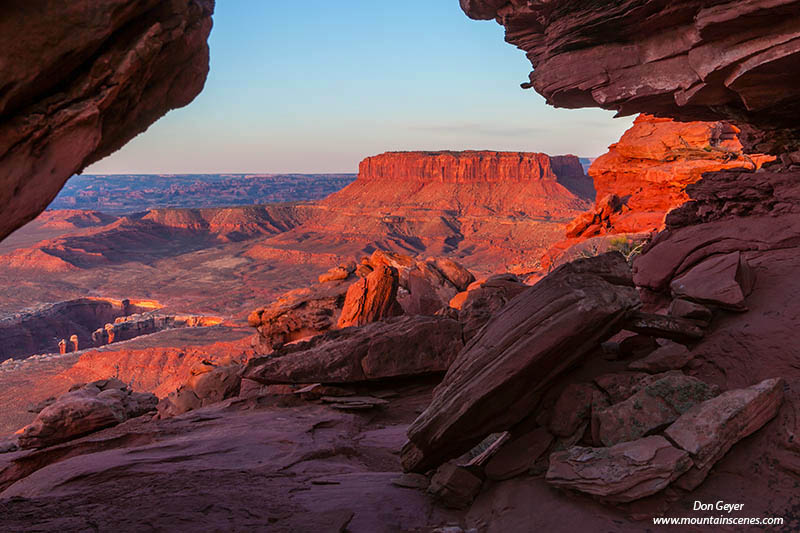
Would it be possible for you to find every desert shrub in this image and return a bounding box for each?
[608,236,646,264]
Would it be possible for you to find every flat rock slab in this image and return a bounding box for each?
[403,253,639,473]
[243,315,463,384]
[624,311,705,342]
[670,251,755,310]
[321,396,389,411]
[546,436,692,503]
[628,341,696,373]
[665,377,784,471]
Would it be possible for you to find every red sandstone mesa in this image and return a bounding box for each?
[326,151,593,218]
[266,150,596,274]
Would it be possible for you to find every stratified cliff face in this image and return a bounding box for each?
[272,151,596,273]
[0,0,215,242]
[359,151,588,186]
[461,0,800,154]
[326,151,594,218]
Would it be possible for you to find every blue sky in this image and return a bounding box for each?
[86,1,635,174]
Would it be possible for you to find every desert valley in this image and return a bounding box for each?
[1,1,800,532]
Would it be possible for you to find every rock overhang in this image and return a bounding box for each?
[461,0,800,154]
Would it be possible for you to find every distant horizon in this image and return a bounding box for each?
[83,1,633,175]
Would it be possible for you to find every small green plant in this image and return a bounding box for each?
[608,236,646,264]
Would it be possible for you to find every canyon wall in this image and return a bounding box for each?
[0,298,161,361]
[461,0,800,155]
[0,0,215,242]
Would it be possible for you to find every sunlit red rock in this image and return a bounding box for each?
[337,265,403,328]
[542,115,774,269]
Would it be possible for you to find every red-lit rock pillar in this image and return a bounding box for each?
[105,323,115,344]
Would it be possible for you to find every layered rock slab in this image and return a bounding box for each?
[665,377,784,471]
[402,253,640,473]
[669,251,755,310]
[595,373,719,446]
[461,0,800,153]
[243,316,464,385]
[546,436,692,503]
[18,379,157,449]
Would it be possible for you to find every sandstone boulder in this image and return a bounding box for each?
[595,373,719,446]
[484,427,553,481]
[428,462,483,509]
[665,378,784,472]
[402,253,640,473]
[670,251,755,310]
[243,316,464,385]
[395,257,473,316]
[158,362,242,418]
[628,342,696,373]
[456,274,528,341]
[18,379,157,449]
[248,280,351,351]
[545,436,692,503]
[429,257,475,292]
[337,265,403,328]
[318,262,355,283]
[404,268,453,316]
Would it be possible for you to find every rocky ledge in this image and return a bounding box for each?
[462,0,800,155]
[0,0,214,241]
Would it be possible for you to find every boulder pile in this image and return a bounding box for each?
[248,250,475,351]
